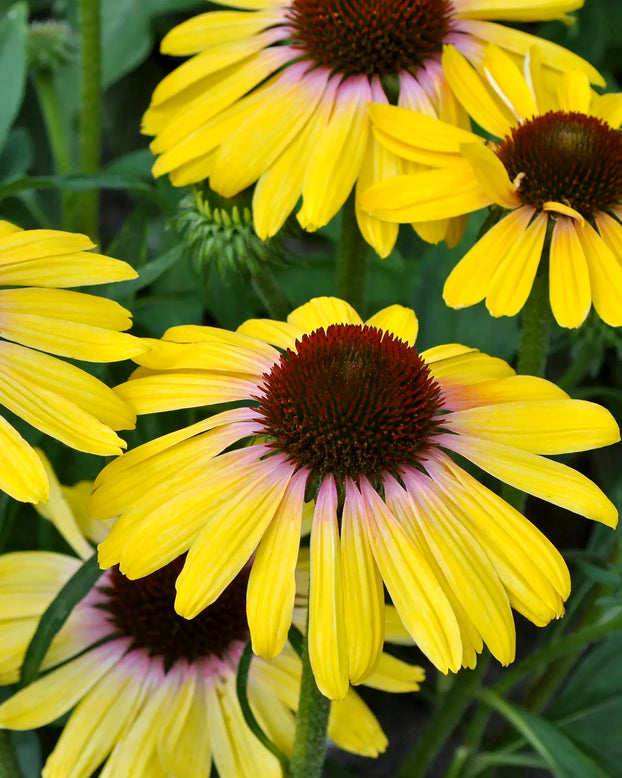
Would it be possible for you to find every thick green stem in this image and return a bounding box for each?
[516,270,552,378]
[290,629,331,778]
[0,731,23,778]
[397,659,489,778]
[75,0,101,239]
[336,193,369,312]
[250,264,291,320]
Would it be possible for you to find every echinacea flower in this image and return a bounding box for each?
[0,221,146,504]
[91,296,619,699]
[143,0,598,256]
[361,43,622,327]
[0,470,423,778]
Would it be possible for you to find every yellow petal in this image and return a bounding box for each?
[558,69,592,113]
[452,0,582,21]
[114,372,257,413]
[161,9,282,55]
[0,642,126,729]
[298,77,372,231]
[247,469,307,658]
[0,416,48,503]
[361,163,491,223]
[236,318,304,350]
[360,480,462,673]
[549,216,591,328]
[363,652,425,693]
[459,19,604,87]
[33,450,93,559]
[42,655,152,778]
[481,42,537,121]
[309,476,350,700]
[368,102,480,165]
[354,84,400,258]
[486,212,548,317]
[440,433,618,527]
[328,690,387,758]
[578,219,622,326]
[341,480,384,685]
[448,399,620,454]
[365,304,418,345]
[288,296,362,331]
[443,207,535,309]
[460,142,521,209]
[175,457,294,618]
[254,78,337,240]
[210,66,329,197]
[442,45,514,137]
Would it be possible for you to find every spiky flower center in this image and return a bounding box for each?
[258,323,442,479]
[286,0,454,77]
[496,111,622,217]
[99,558,250,669]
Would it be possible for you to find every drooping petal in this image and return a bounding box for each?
[443,207,535,310]
[438,433,618,527]
[549,217,591,328]
[341,479,384,685]
[308,476,349,700]
[247,468,308,658]
[359,479,463,673]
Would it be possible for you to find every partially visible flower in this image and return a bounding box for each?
[0,222,145,503]
[143,0,597,257]
[361,44,622,328]
[90,296,619,699]
[0,476,423,778]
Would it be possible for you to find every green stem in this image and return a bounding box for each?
[336,193,369,312]
[32,70,72,176]
[290,629,331,778]
[516,270,552,378]
[0,731,23,778]
[397,659,489,778]
[75,0,101,239]
[501,268,552,512]
[250,264,291,320]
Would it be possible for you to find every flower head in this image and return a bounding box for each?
[0,475,422,778]
[0,221,145,503]
[143,0,597,256]
[91,297,619,699]
[361,44,622,327]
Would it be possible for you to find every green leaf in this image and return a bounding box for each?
[546,632,622,776]
[478,688,612,778]
[19,554,104,689]
[0,2,28,153]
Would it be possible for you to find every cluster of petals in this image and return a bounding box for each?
[361,43,622,328]
[0,222,146,504]
[0,462,423,778]
[143,0,598,257]
[89,296,619,699]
